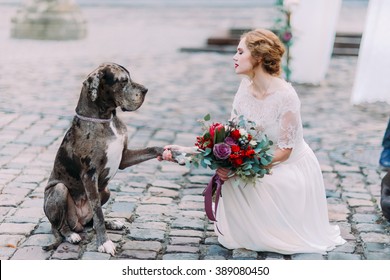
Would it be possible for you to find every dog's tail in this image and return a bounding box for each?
[42,227,63,251]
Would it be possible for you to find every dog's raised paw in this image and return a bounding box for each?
[105,220,125,230]
[98,240,116,256]
[66,233,81,244]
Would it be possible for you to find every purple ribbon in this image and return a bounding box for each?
[203,174,224,222]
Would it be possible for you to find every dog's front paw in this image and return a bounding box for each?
[98,240,116,256]
[105,220,125,230]
[66,233,81,244]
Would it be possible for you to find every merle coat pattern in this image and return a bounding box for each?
[43,63,164,255]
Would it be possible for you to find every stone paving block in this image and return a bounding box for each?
[332,241,356,253]
[0,223,36,235]
[206,245,231,258]
[148,186,179,198]
[204,236,219,245]
[120,250,157,259]
[365,252,390,260]
[328,212,349,222]
[363,242,390,253]
[11,246,51,260]
[178,200,204,211]
[176,210,205,219]
[166,245,199,254]
[51,242,81,260]
[0,246,16,260]
[81,251,111,260]
[128,229,166,241]
[110,201,136,214]
[182,187,206,196]
[232,248,258,260]
[265,252,285,260]
[290,253,326,260]
[352,213,380,223]
[160,164,190,174]
[188,175,211,184]
[136,204,176,216]
[162,253,199,260]
[169,236,201,245]
[181,195,204,202]
[0,207,13,219]
[326,252,361,260]
[361,232,390,243]
[151,180,182,190]
[131,221,167,231]
[122,240,162,252]
[356,223,386,233]
[169,229,204,238]
[21,234,56,247]
[0,234,26,247]
[347,198,374,207]
[354,206,378,214]
[19,198,44,208]
[343,192,372,200]
[0,194,24,207]
[141,196,173,205]
[172,218,205,231]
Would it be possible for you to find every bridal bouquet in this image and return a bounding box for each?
[187,113,274,221]
[190,113,273,182]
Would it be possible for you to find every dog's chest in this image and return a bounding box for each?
[105,122,125,179]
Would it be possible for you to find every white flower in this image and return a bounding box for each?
[249,140,257,146]
[239,128,248,137]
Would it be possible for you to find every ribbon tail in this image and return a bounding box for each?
[204,174,217,221]
[203,174,224,222]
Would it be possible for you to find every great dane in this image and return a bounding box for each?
[43,63,165,255]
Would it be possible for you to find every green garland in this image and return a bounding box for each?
[274,0,293,81]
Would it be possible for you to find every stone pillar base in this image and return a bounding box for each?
[11,0,87,40]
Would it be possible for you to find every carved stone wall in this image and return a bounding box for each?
[11,0,87,40]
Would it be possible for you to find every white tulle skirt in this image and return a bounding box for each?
[215,142,346,254]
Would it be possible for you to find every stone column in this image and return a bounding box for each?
[11,0,87,40]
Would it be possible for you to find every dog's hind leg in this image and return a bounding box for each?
[43,183,81,251]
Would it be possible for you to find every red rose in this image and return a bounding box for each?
[245,149,255,158]
[233,157,243,166]
[230,129,241,140]
[231,145,240,153]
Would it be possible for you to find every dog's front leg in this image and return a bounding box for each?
[82,172,116,256]
[119,147,164,169]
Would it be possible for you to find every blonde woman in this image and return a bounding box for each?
[162,29,345,254]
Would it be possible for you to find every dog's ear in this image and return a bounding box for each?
[83,70,103,102]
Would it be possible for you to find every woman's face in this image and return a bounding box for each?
[233,38,257,76]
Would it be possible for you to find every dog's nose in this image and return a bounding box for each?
[142,88,148,95]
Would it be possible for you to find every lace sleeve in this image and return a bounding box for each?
[277,90,301,149]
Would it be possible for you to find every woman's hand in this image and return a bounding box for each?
[157,145,195,162]
[216,167,234,181]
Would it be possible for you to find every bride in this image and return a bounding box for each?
[162,29,345,254]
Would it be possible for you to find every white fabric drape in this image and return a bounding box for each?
[351,0,390,105]
[289,0,342,84]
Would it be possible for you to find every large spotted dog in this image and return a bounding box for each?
[381,171,390,221]
[43,63,165,255]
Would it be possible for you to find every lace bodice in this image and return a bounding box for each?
[231,78,304,150]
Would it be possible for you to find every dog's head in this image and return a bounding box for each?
[82,62,148,112]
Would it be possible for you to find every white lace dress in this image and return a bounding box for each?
[215,78,346,254]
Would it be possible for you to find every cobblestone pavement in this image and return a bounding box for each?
[1,2,390,261]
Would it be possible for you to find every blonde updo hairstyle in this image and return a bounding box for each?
[242,29,285,76]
